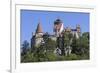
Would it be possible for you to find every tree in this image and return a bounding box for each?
[21,49,34,62]
[62,31,73,55]
[71,32,90,59]
[43,33,56,53]
[43,32,49,42]
[45,38,56,52]
[21,40,29,55]
[80,32,89,58]
[71,34,77,54]
[32,34,57,62]
[82,32,89,40]
[63,31,73,47]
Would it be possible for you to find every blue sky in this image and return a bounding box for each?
[21,9,89,44]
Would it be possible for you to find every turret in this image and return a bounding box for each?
[54,18,64,37]
[33,21,44,47]
[76,24,80,33]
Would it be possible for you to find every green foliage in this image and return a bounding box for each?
[71,32,89,58]
[59,31,73,55]
[45,38,56,51]
[63,32,71,47]
[46,53,57,61]
[21,32,90,63]
[21,50,34,62]
[43,34,57,53]
[81,32,89,49]
[21,40,30,55]
[21,40,29,49]
[65,54,79,60]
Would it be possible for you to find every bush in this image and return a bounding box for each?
[65,54,79,60]
[21,51,34,62]
[46,53,57,61]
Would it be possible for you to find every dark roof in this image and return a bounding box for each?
[71,29,77,31]
[54,19,62,24]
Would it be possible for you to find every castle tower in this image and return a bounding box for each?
[35,22,43,46]
[36,22,43,35]
[54,18,64,37]
[76,24,81,38]
[31,22,44,48]
[76,24,81,33]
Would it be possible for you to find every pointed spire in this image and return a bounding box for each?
[36,22,43,33]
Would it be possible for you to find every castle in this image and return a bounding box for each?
[31,18,81,55]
